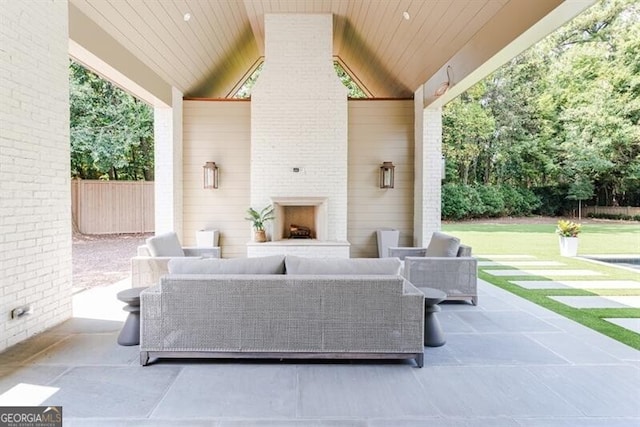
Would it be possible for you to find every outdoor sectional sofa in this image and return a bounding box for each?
[140,256,425,367]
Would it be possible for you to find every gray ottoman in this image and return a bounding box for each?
[116,287,147,346]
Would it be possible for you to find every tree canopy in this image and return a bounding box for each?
[442,0,639,214]
[70,61,154,180]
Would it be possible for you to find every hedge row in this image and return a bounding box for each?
[442,184,541,220]
[587,213,640,221]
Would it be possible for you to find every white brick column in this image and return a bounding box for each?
[0,0,72,351]
[414,86,442,247]
[153,87,184,238]
[251,14,348,242]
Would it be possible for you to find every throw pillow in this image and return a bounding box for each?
[425,232,460,257]
[285,256,401,275]
[146,232,185,257]
[168,255,285,274]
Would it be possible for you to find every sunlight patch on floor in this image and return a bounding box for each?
[72,278,130,322]
[0,383,59,406]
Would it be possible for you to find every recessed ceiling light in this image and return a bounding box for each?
[183,12,191,22]
[402,11,410,20]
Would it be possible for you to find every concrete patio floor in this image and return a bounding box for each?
[0,279,638,426]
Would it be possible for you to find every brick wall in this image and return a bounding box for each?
[0,0,72,351]
[419,107,443,246]
[251,14,348,241]
[154,87,184,239]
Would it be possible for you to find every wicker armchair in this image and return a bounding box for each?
[403,255,478,305]
[131,232,220,288]
[388,233,478,305]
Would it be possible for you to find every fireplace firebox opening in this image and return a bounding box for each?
[271,197,328,241]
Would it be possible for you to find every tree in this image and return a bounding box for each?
[70,61,154,180]
[232,60,368,99]
[567,178,595,219]
[537,0,639,205]
[442,0,640,211]
[233,63,263,99]
[334,62,367,98]
[442,85,495,185]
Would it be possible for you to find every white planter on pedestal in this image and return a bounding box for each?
[559,236,579,257]
[196,229,219,247]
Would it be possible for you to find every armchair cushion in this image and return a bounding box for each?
[168,255,285,275]
[425,232,460,257]
[146,232,185,257]
[285,255,401,275]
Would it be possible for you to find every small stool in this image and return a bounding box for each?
[116,287,147,346]
[419,287,447,347]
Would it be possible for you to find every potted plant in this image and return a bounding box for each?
[556,219,581,257]
[245,205,274,242]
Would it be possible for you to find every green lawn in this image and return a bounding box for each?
[442,221,640,350]
[442,222,640,256]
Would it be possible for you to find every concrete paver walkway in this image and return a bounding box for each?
[481,254,640,338]
[605,318,640,334]
[485,269,603,277]
[550,295,640,309]
[511,280,640,290]
[478,261,565,267]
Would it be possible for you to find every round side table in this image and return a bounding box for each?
[419,287,447,347]
[116,287,147,346]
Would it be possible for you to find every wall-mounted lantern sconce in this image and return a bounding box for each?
[441,155,446,181]
[203,161,219,189]
[380,161,395,189]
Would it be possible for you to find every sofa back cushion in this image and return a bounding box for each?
[425,232,461,257]
[146,232,185,257]
[168,255,285,275]
[285,256,401,275]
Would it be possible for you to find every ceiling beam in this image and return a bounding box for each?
[68,3,172,107]
[422,0,597,108]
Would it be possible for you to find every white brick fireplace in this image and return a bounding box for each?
[249,14,349,257]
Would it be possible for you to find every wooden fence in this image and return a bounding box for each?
[72,180,154,234]
[582,206,640,217]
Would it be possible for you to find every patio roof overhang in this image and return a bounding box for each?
[68,0,596,105]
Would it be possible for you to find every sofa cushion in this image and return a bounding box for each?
[168,255,285,275]
[285,256,401,275]
[425,232,461,257]
[146,232,185,257]
[457,244,472,257]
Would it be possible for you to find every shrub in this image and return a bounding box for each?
[520,187,542,213]
[500,185,524,216]
[556,219,582,237]
[442,184,542,220]
[532,185,572,216]
[466,186,485,217]
[476,185,504,217]
[587,213,640,222]
[442,183,471,220]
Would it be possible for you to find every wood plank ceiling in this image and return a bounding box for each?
[70,0,509,98]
